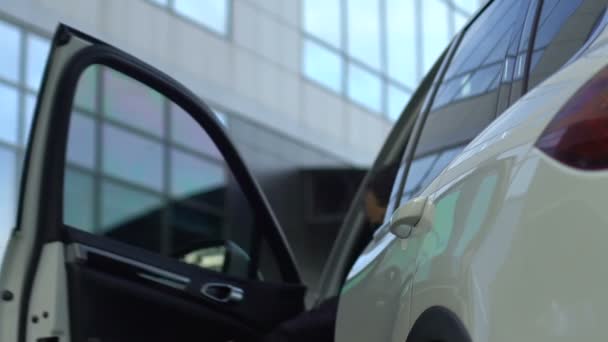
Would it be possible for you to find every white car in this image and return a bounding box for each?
[1,0,608,341]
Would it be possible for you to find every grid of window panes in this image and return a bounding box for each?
[146,0,230,36]
[0,17,228,259]
[0,19,51,255]
[302,0,482,120]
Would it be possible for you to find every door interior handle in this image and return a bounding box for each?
[201,283,245,303]
[389,196,434,239]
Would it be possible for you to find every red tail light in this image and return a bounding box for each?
[536,66,608,170]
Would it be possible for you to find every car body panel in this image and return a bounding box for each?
[336,12,608,342]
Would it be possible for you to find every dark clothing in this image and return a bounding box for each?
[262,296,339,342]
[261,221,377,342]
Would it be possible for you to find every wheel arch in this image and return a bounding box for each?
[405,306,471,342]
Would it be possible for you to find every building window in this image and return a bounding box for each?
[303,0,342,48]
[347,63,382,112]
[301,0,480,121]
[303,39,344,93]
[347,0,381,70]
[147,0,230,36]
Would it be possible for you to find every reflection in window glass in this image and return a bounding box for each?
[0,148,16,253]
[347,64,381,112]
[386,0,417,86]
[0,84,19,145]
[24,94,36,144]
[64,168,95,231]
[26,34,51,91]
[422,0,450,73]
[102,124,164,191]
[103,68,164,136]
[74,66,98,113]
[174,0,228,35]
[171,104,222,159]
[347,0,381,69]
[420,147,463,190]
[387,85,410,121]
[527,0,605,90]
[0,21,21,83]
[100,180,162,232]
[67,113,96,169]
[403,154,437,195]
[454,64,502,100]
[303,39,343,93]
[303,0,342,47]
[170,149,226,200]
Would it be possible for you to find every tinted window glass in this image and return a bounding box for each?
[400,0,527,203]
[63,65,272,280]
[527,0,608,90]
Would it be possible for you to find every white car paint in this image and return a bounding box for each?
[335,18,608,342]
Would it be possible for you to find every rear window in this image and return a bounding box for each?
[527,0,608,90]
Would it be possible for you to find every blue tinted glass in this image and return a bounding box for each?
[0,83,19,145]
[75,66,98,113]
[386,0,417,86]
[445,0,520,80]
[455,0,481,13]
[423,0,450,73]
[64,168,95,231]
[387,85,410,121]
[170,149,226,200]
[0,21,21,83]
[24,93,36,144]
[102,68,164,136]
[420,147,463,190]
[174,0,228,35]
[348,64,381,112]
[26,34,51,91]
[67,113,96,169]
[403,154,437,194]
[0,147,16,254]
[304,0,342,47]
[347,0,381,69]
[102,124,164,191]
[454,63,502,100]
[100,180,162,232]
[170,104,222,159]
[534,0,583,49]
[303,39,343,93]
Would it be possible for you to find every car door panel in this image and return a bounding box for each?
[0,25,304,342]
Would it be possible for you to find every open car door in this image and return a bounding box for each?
[0,24,305,342]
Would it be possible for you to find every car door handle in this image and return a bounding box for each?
[201,283,245,303]
[389,196,434,239]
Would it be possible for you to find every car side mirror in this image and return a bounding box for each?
[389,196,434,239]
[178,240,251,279]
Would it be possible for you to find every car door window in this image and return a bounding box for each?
[527,0,608,90]
[64,65,277,280]
[398,0,528,204]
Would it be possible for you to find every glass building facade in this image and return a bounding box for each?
[302,0,483,120]
[0,0,482,284]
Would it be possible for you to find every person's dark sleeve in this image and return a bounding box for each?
[261,296,340,342]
